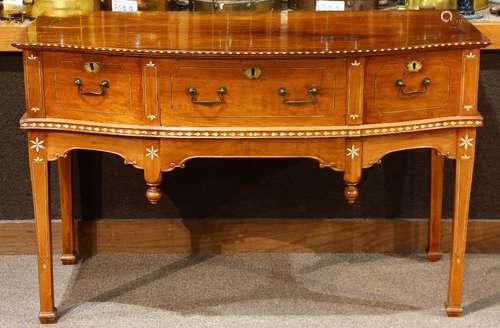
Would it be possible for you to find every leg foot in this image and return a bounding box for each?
[39,309,58,324]
[445,304,464,317]
[427,251,442,262]
[344,183,359,204]
[146,184,162,204]
[60,254,79,265]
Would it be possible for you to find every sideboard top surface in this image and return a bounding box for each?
[13,10,489,57]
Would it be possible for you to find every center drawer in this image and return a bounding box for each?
[160,59,347,127]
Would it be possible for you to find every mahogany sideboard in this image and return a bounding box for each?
[13,10,489,323]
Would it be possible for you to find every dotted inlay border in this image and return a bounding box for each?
[20,119,483,139]
[13,41,490,57]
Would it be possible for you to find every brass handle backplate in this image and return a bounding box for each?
[278,86,319,105]
[74,78,110,96]
[395,77,431,95]
[187,86,227,105]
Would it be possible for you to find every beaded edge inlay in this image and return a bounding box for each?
[20,119,483,139]
[12,41,490,57]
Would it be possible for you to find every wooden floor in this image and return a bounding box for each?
[1,218,500,255]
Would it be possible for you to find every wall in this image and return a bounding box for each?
[0,52,499,221]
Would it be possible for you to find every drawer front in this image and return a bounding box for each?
[161,59,346,127]
[364,51,462,123]
[43,52,145,124]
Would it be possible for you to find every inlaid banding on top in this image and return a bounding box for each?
[13,41,490,57]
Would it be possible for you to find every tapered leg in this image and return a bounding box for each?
[28,132,57,323]
[446,129,476,317]
[58,153,78,265]
[428,149,444,261]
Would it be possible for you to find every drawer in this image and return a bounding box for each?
[160,59,347,127]
[43,52,145,124]
[364,51,462,123]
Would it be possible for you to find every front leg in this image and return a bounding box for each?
[28,132,57,323]
[446,129,476,317]
[58,153,78,265]
[428,149,444,261]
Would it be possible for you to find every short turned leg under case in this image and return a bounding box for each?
[446,129,476,317]
[344,140,362,203]
[58,153,78,265]
[29,132,57,323]
[144,140,162,204]
[428,149,444,262]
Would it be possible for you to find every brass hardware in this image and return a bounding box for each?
[187,86,227,105]
[395,77,431,95]
[84,62,102,74]
[74,78,110,96]
[406,60,423,73]
[243,66,263,80]
[278,86,319,105]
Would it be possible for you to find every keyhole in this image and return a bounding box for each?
[84,62,101,74]
[243,66,262,79]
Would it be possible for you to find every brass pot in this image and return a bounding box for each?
[30,0,100,17]
[406,0,488,11]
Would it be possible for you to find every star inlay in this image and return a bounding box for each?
[347,145,360,159]
[459,135,474,150]
[30,137,45,152]
[146,146,159,159]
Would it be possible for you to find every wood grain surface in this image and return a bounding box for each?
[2,218,500,255]
[474,22,500,50]
[0,24,28,52]
[12,11,489,56]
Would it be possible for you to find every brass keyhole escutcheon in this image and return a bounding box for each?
[406,60,423,73]
[243,66,263,80]
[84,61,102,74]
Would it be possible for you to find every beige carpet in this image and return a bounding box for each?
[1,253,500,327]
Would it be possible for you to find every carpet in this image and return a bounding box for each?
[1,253,500,327]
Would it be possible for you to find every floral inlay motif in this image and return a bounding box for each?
[146,146,159,159]
[347,145,360,159]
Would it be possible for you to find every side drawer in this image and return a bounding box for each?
[43,52,145,124]
[364,51,462,123]
[160,59,347,127]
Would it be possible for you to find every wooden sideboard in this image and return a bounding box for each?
[14,11,489,323]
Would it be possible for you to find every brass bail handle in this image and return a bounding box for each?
[278,86,319,105]
[395,77,431,95]
[187,86,227,105]
[74,78,110,96]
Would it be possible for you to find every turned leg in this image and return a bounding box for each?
[446,129,476,317]
[58,153,78,265]
[428,149,444,262]
[344,139,362,203]
[144,140,162,204]
[28,132,57,323]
